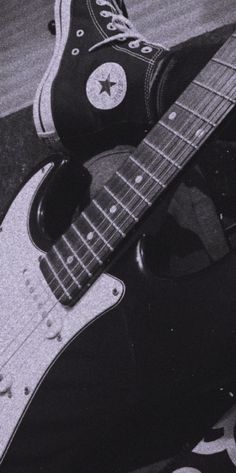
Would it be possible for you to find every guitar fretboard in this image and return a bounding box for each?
[40,33,236,305]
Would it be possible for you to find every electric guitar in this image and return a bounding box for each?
[1,31,236,467]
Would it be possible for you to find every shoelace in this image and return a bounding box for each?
[89,0,168,52]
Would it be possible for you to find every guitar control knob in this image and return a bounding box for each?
[0,373,13,395]
[45,314,63,340]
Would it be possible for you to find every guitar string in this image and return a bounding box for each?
[0,273,56,365]
[0,299,59,372]
[0,217,63,364]
[1,46,235,375]
[43,58,236,298]
[44,61,236,298]
[1,47,236,379]
[41,39,236,293]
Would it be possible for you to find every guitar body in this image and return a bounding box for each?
[1,155,236,471]
[0,160,125,466]
[112,229,236,395]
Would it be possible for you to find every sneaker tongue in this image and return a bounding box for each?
[113,0,129,17]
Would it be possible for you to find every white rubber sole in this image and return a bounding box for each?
[33,0,73,142]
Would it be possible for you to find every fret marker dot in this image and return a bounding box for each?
[67,256,74,264]
[168,112,177,120]
[135,175,143,184]
[195,128,205,138]
[87,232,94,241]
[110,205,117,214]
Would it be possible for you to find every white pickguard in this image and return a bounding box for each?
[0,162,125,463]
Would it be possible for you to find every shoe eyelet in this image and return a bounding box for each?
[76,29,84,37]
[71,48,80,55]
[48,20,56,36]
[141,46,153,53]
[107,22,116,31]
[100,10,109,17]
[96,0,106,4]
[128,41,139,49]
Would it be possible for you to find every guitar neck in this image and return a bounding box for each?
[40,32,236,306]
[137,32,236,188]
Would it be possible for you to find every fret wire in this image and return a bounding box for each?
[81,211,114,251]
[211,57,236,72]
[43,144,229,302]
[175,100,217,126]
[110,178,158,222]
[48,144,179,298]
[143,138,182,169]
[208,74,236,105]
[76,70,236,264]
[92,199,126,237]
[201,59,235,93]
[49,183,140,294]
[221,69,236,95]
[53,246,81,289]
[121,153,170,193]
[180,86,220,122]
[104,165,167,235]
[129,154,167,187]
[162,108,214,145]
[143,71,236,183]
[62,235,92,277]
[142,134,201,191]
[87,175,145,254]
[68,177,144,278]
[48,73,236,296]
[116,171,152,206]
[193,79,236,103]
[104,185,138,222]
[215,35,236,61]
[47,220,102,292]
[72,223,103,264]
[81,58,236,280]
[117,157,176,208]
[191,88,235,127]
[42,30,236,304]
[84,195,128,248]
[60,165,163,296]
[49,236,94,293]
[39,252,72,299]
[145,131,195,170]
[180,55,234,113]
[44,255,72,299]
[43,82,224,298]
[111,173,149,213]
[133,143,184,195]
[189,89,233,125]
[158,120,198,148]
[102,174,146,230]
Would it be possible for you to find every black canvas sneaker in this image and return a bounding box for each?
[33,0,169,155]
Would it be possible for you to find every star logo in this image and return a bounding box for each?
[99,74,116,96]
[86,63,127,110]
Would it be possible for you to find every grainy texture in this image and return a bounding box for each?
[1,4,236,473]
[1,0,236,117]
[127,0,236,46]
[0,0,54,117]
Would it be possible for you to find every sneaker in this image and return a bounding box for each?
[33,0,169,155]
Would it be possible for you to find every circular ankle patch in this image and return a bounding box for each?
[86,63,127,110]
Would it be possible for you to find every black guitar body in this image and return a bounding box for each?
[111,227,236,400]
[2,149,236,473]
